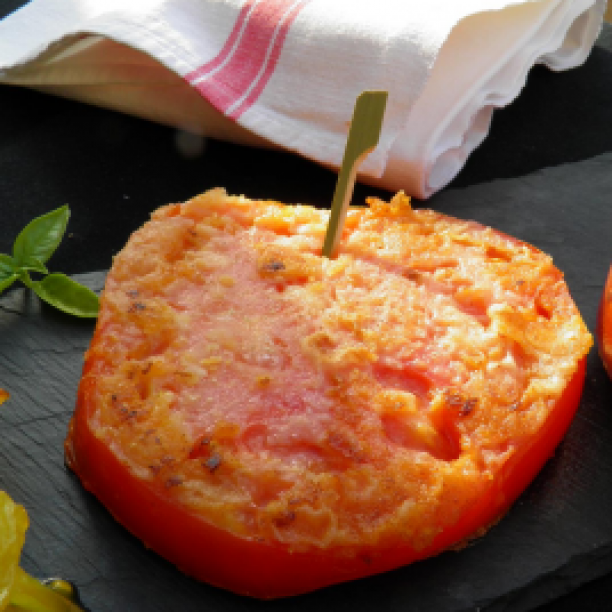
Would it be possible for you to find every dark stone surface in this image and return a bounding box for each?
[1,1,612,610]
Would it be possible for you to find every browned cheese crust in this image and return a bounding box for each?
[76,189,592,554]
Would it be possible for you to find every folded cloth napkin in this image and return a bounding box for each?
[0,0,605,198]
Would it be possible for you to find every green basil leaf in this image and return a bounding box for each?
[12,206,70,267]
[29,273,99,318]
[0,254,16,273]
[0,255,18,293]
[17,268,33,288]
[0,273,18,294]
[16,256,48,275]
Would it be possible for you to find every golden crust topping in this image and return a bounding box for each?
[83,188,592,552]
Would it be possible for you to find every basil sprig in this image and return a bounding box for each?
[0,206,99,318]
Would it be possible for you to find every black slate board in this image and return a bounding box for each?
[1,151,611,612]
[2,1,612,608]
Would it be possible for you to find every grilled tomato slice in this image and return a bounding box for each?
[66,189,592,598]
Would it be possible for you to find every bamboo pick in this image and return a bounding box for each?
[321,90,388,258]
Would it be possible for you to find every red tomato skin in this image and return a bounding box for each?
[65,358,586,599]
[597,265,612,378]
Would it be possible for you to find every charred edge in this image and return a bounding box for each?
[165,476,183,488]
[273,510,296,528]
[128,301,146,313]
[262,260,286,272]
[204,453,222,473]
[445,391,478,416]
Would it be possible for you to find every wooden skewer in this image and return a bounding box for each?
[321,90,388,258]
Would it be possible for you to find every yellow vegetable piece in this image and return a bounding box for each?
[0,491,28,611]
[0,491,84,612]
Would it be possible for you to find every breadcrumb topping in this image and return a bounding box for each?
[82,188,592,553]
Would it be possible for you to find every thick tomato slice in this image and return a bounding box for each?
[597,265,612,378]
[65,190,592,599]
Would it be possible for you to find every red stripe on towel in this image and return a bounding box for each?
[185,0,256,83]
[186,0,310,119]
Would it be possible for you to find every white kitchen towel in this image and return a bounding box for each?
[0,0,605,198]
